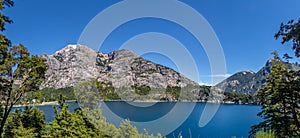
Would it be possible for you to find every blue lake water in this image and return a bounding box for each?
[13,102,261,138]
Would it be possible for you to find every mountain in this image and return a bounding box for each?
[41,44,300,99]
[216,58,300,94]
[42,44,198,89]
[41,44,223,101]
[41,45,100,89]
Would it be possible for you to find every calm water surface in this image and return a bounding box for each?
[13,102,261,138]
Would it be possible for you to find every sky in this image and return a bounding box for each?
[3,0,300,85]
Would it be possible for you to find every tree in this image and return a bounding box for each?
[0,0,48,136]
[250,18,300,137]
[166,85,181,100]
[22,107,46,137]
[48,95,106,138]
[249,53,299,137]
[2,94,164,137]
[75,79,103,108]
[282,53,292,62]
[3,107,45,138]
[3,109,23,137]
[11,124,37,138]
[119,119,140,138]
[96,81,120,100]
[131,84,151,96]
[81,108,121,137]
[275,18,300,57]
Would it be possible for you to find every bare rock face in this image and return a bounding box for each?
[42,45,100,88]
[42,44,198,89]
[97,49,197,88]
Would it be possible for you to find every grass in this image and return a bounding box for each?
[255,130,275,138]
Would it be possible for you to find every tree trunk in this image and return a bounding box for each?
[0,105,12,137]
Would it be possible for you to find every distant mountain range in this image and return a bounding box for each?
[217,58,300,94]
[41,44,300,101]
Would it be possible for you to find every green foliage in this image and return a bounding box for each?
[178,84,204,101]
[53,54,63,62]
[4,110,23,137]
[34,87,75,102]
[48,95,163,138]
[81,108,120,137]
[132,84,151,96]
[0,0,48,136]
[75,79,104,108]
[34,91,42,103]
[119,119,140,138]
[95,80,120,100]
[96,53,108,67]
[3,95,165,138]
[47,95,106,138]
[146,69,158,74]
[275,18,300,57]
[22,107,46,136]
[254,130,275,138]
[75,79,220,102]
[224,92,257,104]
[166,85,181,100]
[76,79,169,102]
[250,56,300,137]
[165,85,210,101]
[0,0,13,31]
[4,107,45,138]
[119,119,162,138]
[11,124,38,138]
[197,85,211,101]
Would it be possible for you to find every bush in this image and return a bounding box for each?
[255,130,275,138]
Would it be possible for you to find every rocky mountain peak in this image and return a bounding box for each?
[217,57,300,94]
[40,44,225,101]
[42,45,199,89]
[42,44,99,88]
[265,58,281,67]
[110,49,137,56]
[238,71,255,75]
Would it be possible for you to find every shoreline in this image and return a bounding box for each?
[13,100,77,107]
[13,101,58,107]
[13,99,257,107]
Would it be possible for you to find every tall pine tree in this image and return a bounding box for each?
[250,53,299,137]
[0,0,48,136]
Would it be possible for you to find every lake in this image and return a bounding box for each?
[13,102,261,138]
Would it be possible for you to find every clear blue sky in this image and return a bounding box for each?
[3,0,300,85]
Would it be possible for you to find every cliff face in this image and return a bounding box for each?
[41,45,100,88]
[96,49,198,88]
[41,44,198,89]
